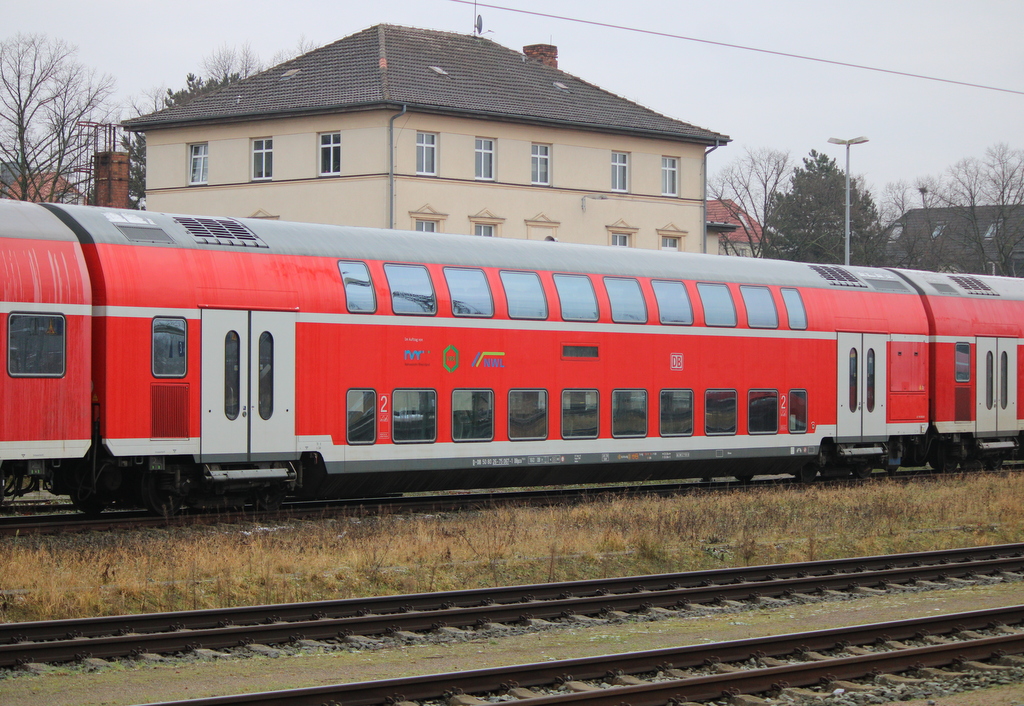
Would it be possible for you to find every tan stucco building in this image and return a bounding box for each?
[126,25,729,252]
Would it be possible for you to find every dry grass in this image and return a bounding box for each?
[2,473,1023,623]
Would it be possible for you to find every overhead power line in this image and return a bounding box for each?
[448,0,1024,97]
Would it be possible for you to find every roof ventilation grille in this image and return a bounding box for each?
[948,275,999,296]
[808,264,867,288]
[172,216,269,248]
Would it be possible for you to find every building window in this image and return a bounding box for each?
[152,317,187,378]
[611,152,628,192]
[415,220,437,232]
[416,132,437,175]
[661,236,679,251]
[662,156,678,196]
[252,138,273,180]
[189,143,208,185]
[320,132,341,175]
[475,138,494,180]
[531,144,550,185]
[611,233,630,247]
[474,224,494,237]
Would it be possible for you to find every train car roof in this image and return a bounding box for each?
[893,268,1024,302]
[0,199,83,242]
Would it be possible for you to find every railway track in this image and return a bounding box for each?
[3,542,1023,670]
[105,605,1024,706]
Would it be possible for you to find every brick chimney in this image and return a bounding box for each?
[523,44,558,69]
[93,151,130,209]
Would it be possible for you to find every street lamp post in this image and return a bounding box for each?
[828,136,869,266]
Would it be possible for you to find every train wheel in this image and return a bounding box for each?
[797,463,819,483]
[734,473,754,484]
[928,443,958,473]
[251,487,286,512]
[70,488,107,516]
[851,464,873,480]
[139,472,182,516]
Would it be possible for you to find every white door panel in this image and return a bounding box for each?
[837,332,889,440]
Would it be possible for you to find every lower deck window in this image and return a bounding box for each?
[660,389,693,436]
[8,314,65,377]
[509,389,547,440]
[705,389,737,435]
[562,389,598,439]
[392,389,436,442]
[612,389,647,437]
[152,317,187,377]
[789,389,807,433]
[748,389,779,434]
[452,389,494,441]
[347,389,376,444]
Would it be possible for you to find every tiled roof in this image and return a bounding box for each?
[706,199,762,243]
[124,25,728,144]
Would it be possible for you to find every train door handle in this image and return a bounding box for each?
[242,409,247,418]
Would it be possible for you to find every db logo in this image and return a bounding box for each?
[443,345,460,372]
[670,353,684,371]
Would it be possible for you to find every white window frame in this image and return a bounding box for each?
[416,132,437,176]
[189,143,208,185]
[611,232,630,247]
[661,236,679,251]
[475,138,495,181]
[661,156,678,196]
[611,152,629,192]
[415,220,438,232]
[474,224,495,237]
[320,132,341,176]
[252,138,273,180]
[531,143,551,185]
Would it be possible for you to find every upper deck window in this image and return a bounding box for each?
[605,277,647,323]
[652,280,693,325]
[696,283,737,327]
[781,288,807,330]
[338,261,376,313]
[444,268,493,318]
[740,286,778,329]
[554,274,598,322]
[500,271,547,320]
[384,264,437,316]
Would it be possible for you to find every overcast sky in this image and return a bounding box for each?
[9,0,1023,197]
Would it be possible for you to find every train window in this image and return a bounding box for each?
[781,288,807,330]
[986,351,994,410]
[152,318,187,378]
[1001,351,1009,410]
[500,271,548,320]
[955,343,971,382]
[224,331,241,420]
[258,332,274,420]
[660,389,693,436]
[338,261,376,313]
[605,278,647,323]
[392,389,437,443]
[509,389,547,440]
[748,390,779,434]
[866,349,876,413]
[7,314,65,378]
[696,283,737,327]
[651,280,693,325]
[554,274,598,322]
[384,264,437,316]
[739,286,778,329]
[705,389,737,435]
[789,389,808,433]
[346,389,376,445]
[452,389,494,441]
[444,268,494,318]
[612,389,647,438]
[561,389,599,439]
[849,349,858,412]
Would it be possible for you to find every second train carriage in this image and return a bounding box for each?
[2,200,1022,512]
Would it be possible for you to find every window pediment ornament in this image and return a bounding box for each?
[525,213,560,228]
[409,204,449,219]
[248,209,280,220]
[469,208,505,226]
[605,219,638,234]
[657,222,688,236]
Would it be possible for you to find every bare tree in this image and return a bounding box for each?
[709,146,792,258]
[0,33,115,203]
[269,35,320,67]
[201,42,264,82]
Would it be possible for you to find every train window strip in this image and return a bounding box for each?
[781,288,807,330]
[554,274,599,322]
[604,277,647,324]
[224,331,241,421]
[748,389,779,435]
[392,389,437,443]
[384,264,437,316]
[338,261,376,314]
[562,389,599,439]
[152,317,187,378]
[509,389,547,440]
[612,389,647,438]
[346,389,376,445]
[739,286,778,329]
[7,313,66,378]
[500,271,548,320]
[258,332,274,420]
[696,283,737,327]
[849,349,859,412]
[651,280,693,325]
[452,389,494,442]
[444,267,494,318]
[866,348,876,413]
[955,342,971,382]
[788,389,808,434]
[1001,351,1009,410]
[660,389,693,437]
[705,389,737,436]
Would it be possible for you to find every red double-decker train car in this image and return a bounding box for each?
[1,201,1020,513]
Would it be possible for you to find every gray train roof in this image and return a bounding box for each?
[0,199,83,242]
[42,203,1024,299]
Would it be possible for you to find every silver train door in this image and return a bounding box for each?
[201,309,296,462]
[836,332,889,441]
[975,337,1018,437]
